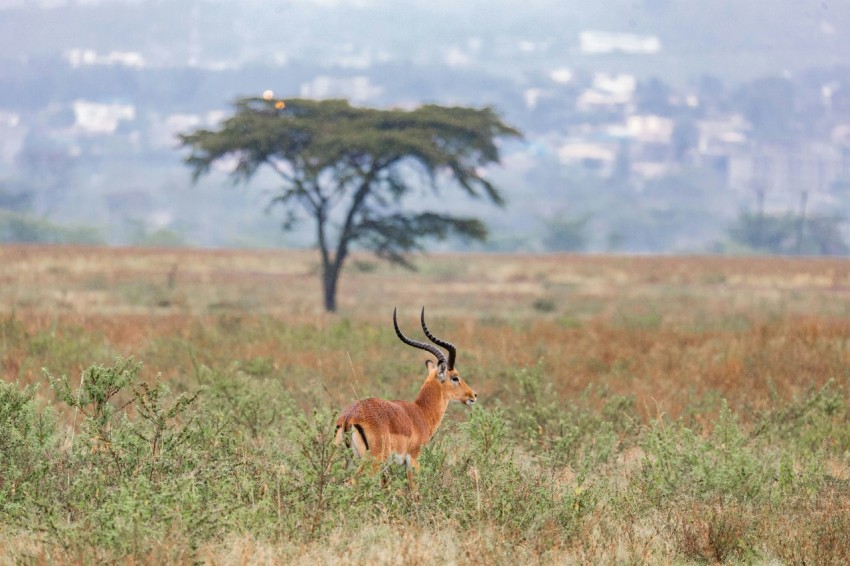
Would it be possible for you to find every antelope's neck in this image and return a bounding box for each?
[413,379,449,437]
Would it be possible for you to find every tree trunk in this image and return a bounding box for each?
[316,208,342,313]
[322,263,339,312]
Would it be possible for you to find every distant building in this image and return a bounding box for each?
[72,100,136,135]
[66,48,146,69]
[148,113,203,148]
[593,73,637,95]
[630,162,670,180]
[557,141,616,174]
[697,115,750,154]
[694,115,750,178]
[831,124,850,146]
[594,115,676,178]
[300,76,383,104]
[0,111,25,167]
[729,143,847,198]
[549,68,573,84]
[524,88,543,110]
[626,115,674,145]
[579,31,662,55]
[576,73,636,111]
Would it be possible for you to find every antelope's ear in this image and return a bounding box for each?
[425,359,446,382]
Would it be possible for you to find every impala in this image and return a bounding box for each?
[334,307,477,489]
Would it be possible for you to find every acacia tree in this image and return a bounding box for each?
[179,97,520,311]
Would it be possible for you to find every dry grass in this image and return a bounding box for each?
[2,245,850,563]
[5,245,850,320]
[3,245,850,420]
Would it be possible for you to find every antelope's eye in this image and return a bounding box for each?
[451,375,460,383]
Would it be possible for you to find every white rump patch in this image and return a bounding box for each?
[391,453,412,467]
[350,428,368,459]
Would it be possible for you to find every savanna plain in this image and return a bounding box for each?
[2,245,850,564]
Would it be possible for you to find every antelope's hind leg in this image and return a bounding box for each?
[335,425,354,470]
[405,454,420,496]
[343,424,374,485]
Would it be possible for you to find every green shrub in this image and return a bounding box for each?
[1,347,845,562]
[0,381,56,524]
[752,379,850,458]
[638,400,828,507]
[0,210,103,244]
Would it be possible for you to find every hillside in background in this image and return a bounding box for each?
[2,0,850,253]
[3,0,848,80]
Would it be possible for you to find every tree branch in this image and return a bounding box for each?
[332,156,399,270]
[265,158,295,184]
[348,211,488,268]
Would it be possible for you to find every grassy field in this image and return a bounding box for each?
[1,245,850,563]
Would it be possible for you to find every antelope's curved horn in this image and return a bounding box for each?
[420,307,456,370]
[393,307,448,368]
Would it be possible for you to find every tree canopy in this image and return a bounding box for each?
[179,97,520,311]
[728,211,849,256]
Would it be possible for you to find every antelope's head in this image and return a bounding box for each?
[393,307,477,406]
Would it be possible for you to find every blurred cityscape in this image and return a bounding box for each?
[3,0,850,253]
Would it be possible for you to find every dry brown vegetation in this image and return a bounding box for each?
[2,245,850,563]
[4,245,850,417]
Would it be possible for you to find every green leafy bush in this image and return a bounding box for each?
[0,381,56,524]
[1,349,847,563]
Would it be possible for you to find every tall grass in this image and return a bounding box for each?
[0,315,847,563]
[1,248,850,562]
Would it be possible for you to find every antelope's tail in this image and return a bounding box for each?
[334,422,350,448]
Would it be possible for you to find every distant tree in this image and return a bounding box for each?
[735,77,796,143]
[127,219,186,247]
[697,74,726,111]
[0,210,102,245]
[179,97,520,311]
[542,213,590,252]
[671,118,699,163]
[803,214,850,255]
[609,141,632,185]
[635,77,673,116]
[15,131,76,216]
[0,182,33,213]
[606,230,625,252]
[727,211,848,255]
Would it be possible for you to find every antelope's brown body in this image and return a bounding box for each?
[335,375,449,463]
[334,307,476,487]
